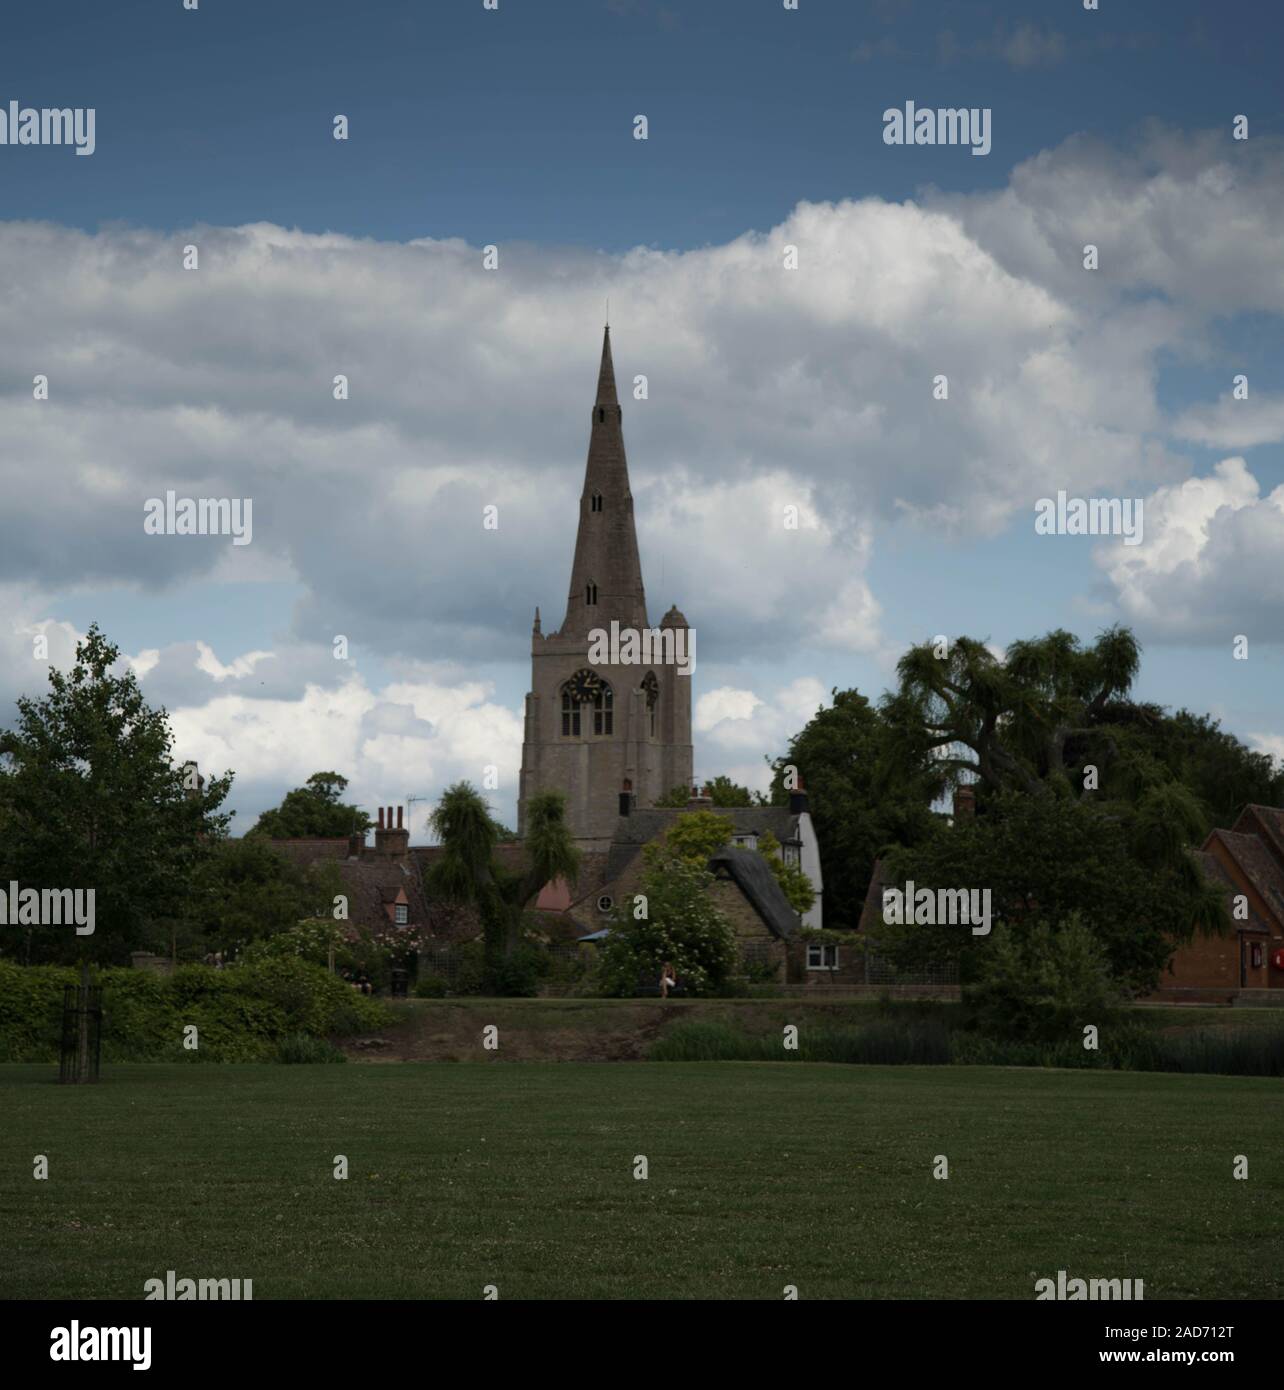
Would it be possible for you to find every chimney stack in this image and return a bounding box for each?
[788,772,809,816]
[375,804,410,858]
[686,785,713,810]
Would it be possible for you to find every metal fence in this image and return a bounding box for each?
[59,984,103,1085]
[863,951,959,987]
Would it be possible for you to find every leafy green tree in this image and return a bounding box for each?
[598,857,737,997]
[0,624,232,967]
[1101,706,1284,832]
[965,914,1120,1043]
[427,783,580,989]
[641,811,812,915]
[248,772,372,839]
[757,830,815,915]
[654,776,767,808]
[769,688,938,931]
[877,792,1227,996]
[645,809,734,867]
[882,627,1143,799]
[187,837,344,959]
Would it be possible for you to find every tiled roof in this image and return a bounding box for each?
[267,837,351,866]
[1236,805,1284,872]
[1207,828,1284,929]
[1190,848,1273,933]
[264,837,430,935]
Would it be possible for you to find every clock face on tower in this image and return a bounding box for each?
[568,668,603,703]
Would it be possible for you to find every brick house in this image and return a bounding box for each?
[270,805,435,944]
[853,798,1284,1004]
[1155,805,1284,1003]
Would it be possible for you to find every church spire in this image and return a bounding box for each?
[595,324,619,406]
[560,326,647,637]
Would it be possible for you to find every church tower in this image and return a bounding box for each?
[517,328,693,848]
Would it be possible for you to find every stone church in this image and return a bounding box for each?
[517,328,694,849]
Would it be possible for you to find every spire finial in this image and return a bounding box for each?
[595,323,618,406]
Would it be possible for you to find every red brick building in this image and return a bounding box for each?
[1155,805,1284,1003]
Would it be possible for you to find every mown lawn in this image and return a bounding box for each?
[1,1062,1279,1299]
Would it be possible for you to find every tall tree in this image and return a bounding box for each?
[187,837,344,959]
[427,783,580,986]
[248,772,372,839]
[0,624,232,966]
[769,688,939,931]
[877,791,1228,995]
[881,627,1142,799]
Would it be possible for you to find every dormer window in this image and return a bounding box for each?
[586,582,598,605]
[591,491,603,512]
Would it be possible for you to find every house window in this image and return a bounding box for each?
[594,683,613,736]
[586,582,598,605]
[784,845,801,866]
[591,491,603,512]
[597,894,614,913]
[394,904,408,926]
[561,686,581,737]
[733,835,758,850]
[806,944,839,970]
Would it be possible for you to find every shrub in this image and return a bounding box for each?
[450,941,488,996]
[598,858,737,997]
[414,975,449,999]
[276,1032,347,1064]
[648,1017,953,1065]
[964,913,1121,1043]
[241,919,352,971]
[488,943,545,997]
[0,957,387,1062]
[0,960,77,1060]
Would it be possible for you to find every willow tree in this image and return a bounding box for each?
[882,626,1143,799]
[427,783,579,987]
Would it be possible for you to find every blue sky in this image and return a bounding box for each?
[2,0,1282,835]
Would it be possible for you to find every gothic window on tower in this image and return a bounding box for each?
[586,582,598,605]
[594,682,614,736]
[562,668,603,737]
[561,686,581,737]
[641,671,659,738]
[591,491,603,512]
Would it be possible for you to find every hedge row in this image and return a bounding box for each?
[0,958,389,1062]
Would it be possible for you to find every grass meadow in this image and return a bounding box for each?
[2,1060,1280,1300]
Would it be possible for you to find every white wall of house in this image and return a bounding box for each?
[798,811,824,929]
